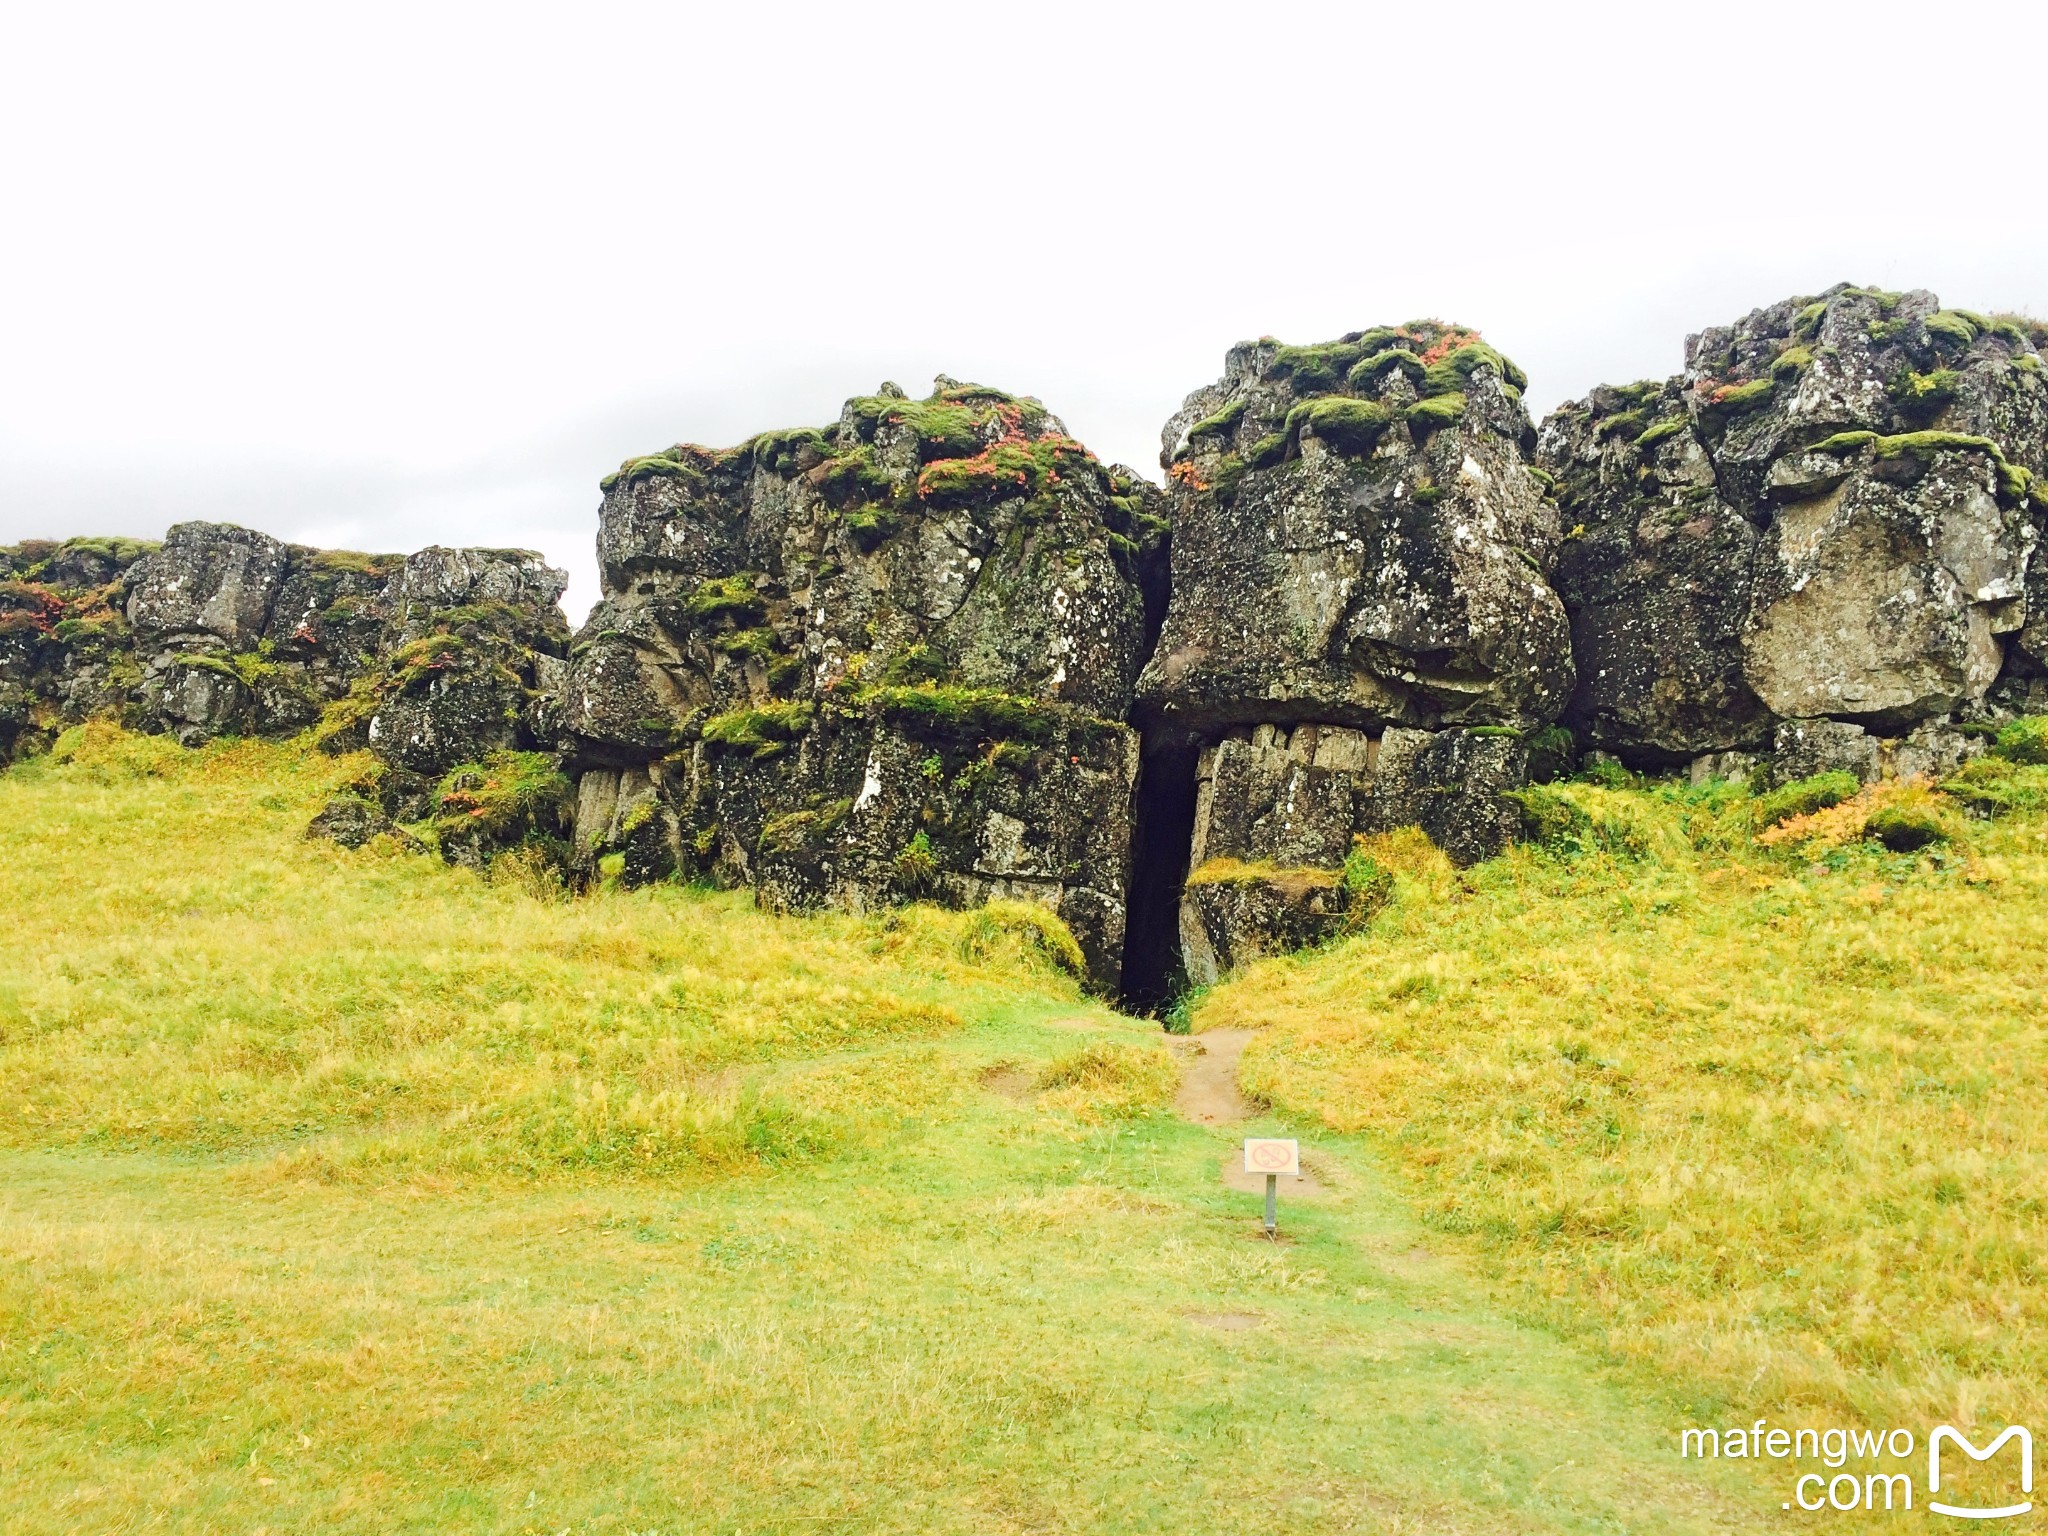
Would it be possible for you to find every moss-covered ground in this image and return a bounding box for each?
[0,726,1770,1532]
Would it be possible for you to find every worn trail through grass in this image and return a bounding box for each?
[0,729,1784,1530]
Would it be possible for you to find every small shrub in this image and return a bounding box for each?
[1995,715,2048,764]
[1753,771,1860,829]
[894,831,938,892]
[1577,755,1633,790]
[1340,849,1395,928]
[1864,795,1953,853]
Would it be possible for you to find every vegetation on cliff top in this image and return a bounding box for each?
[1173,320,1530,480]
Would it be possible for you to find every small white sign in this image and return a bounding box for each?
[1244,1138,1300,1177]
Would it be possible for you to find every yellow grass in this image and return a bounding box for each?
[1205,772,2048,1434]
[0,725,1770,1532]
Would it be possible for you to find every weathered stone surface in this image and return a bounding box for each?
[0,527,572,846]
[1539,385,1767,761]
[1772,716,1984,787]
[1773,717,1882,783]
[358,550,569,778]
[1141,322,1571,734]
[560,378,1168,986]
[1179,868,1352,988]
[1365,726,1528,865]
[127,522,290,650]
[307,793,394,848]
[1542,286,2048,762]
[1187,725,1370,871]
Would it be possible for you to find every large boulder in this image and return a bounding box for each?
[126,522,289,651]
[1135,324,1565,987]
[1541,286,2048,769]
[359,547,570,778]
[560,378,1168,987]
[1140,322,1571,733]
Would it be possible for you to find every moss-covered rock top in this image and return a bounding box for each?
[601,378,1164,555]
[582,376,1169,732]
[1161,320,1531,488]
[1140,321,1565,734]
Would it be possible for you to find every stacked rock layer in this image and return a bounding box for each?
[8,284,2048,997]
[558,379,1168,987]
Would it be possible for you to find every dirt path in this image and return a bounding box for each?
[1172,1027,1254,1125]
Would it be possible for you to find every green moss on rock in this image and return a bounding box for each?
[1283,397,1394,454]
[702,702,815,758]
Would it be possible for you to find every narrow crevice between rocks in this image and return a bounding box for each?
[1117,735,1201,1015]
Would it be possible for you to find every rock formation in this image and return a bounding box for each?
[1540,285,2048,776]
[11,282,2048,1001]
[1,522,571,859]
[556,379,1168,987]
[1129,322,1568,990]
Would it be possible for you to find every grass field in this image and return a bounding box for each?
[0,726,1775,1532]
[1210,780,2048,1442]
[9,724,2043,1531]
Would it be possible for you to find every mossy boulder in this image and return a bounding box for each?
[1540,283,2048,765]
[1143,321,1570,735]
[561,377,1163,985]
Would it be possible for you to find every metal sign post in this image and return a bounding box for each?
[1243,1138,1300,1237]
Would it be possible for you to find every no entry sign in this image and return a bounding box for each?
[1244,1138,1300,1177]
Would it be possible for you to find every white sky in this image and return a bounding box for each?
[4,0,2045,622]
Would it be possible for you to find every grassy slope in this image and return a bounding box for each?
[0,727,1762,1533]
[1209,782,2048,1437]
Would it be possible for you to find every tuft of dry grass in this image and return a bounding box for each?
[1032,1040,1182,1122]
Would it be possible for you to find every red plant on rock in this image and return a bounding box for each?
[0,581,65,638]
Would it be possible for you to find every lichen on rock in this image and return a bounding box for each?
[1541,283,2048,772]
[558,377,1169,987]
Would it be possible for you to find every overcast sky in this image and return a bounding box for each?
[4,1,2045,621]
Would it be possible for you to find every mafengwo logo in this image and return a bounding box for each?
[1678,1420,2033,1518]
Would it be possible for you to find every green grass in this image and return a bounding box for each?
[0,727,1771,1532]
[1209,773,2048,1440]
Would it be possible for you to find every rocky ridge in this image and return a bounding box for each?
[558,378,1168,987]
[8,283,2048,1002]
[2,522,571,859]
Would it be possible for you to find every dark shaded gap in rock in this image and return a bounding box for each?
[1117,735,1200,1015]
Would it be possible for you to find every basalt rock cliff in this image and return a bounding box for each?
[556,379,1167,988]
[10,283,2048,1005]
[1,522,571,859]
[1540,285,2048,780]
[1129,321,1569,992]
